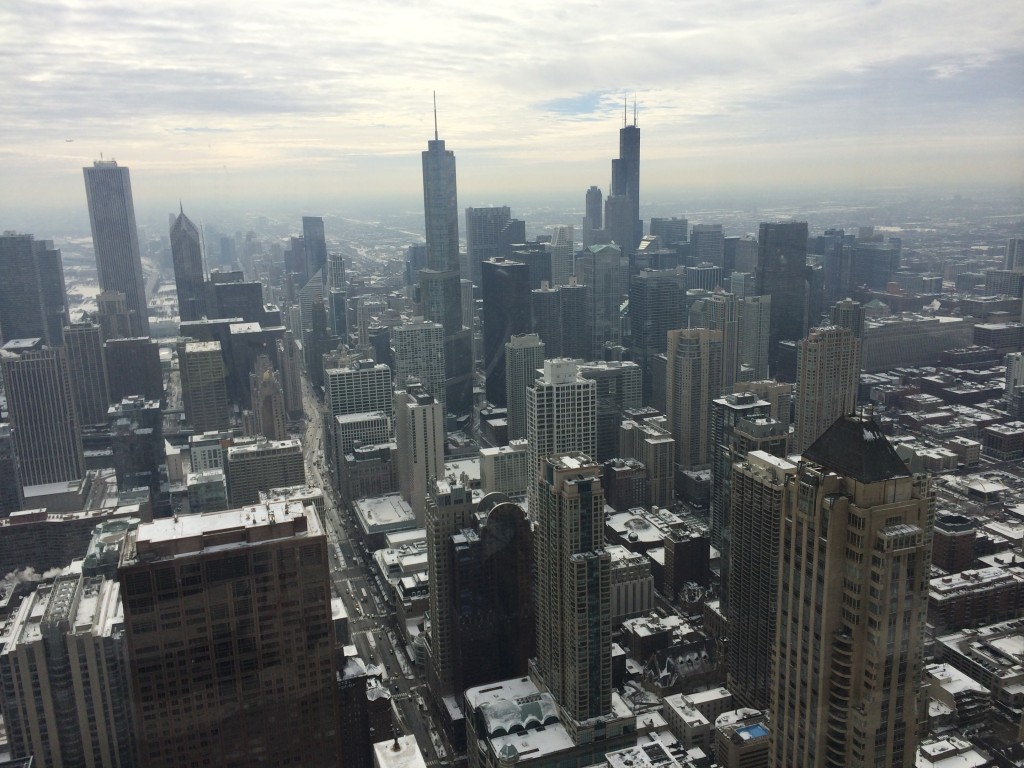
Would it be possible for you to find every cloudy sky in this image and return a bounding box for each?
[2,0,1022,223]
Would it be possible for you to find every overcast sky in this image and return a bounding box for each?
[2,0,1023,225]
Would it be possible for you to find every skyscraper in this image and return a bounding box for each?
[225,438,305,506]
[533,453,611,723]
[771,415,932,767]
[0,339,84,487]
[1006,237,1024,271]
[105,337,163,404]
[325,359,393,420]
[577,360,642,462]
[180,341,230,433]
[755,221,809,369]
[63,321,111,426]
[666,328,723,469]
[420,123,473,416]
[530,283,562,358]
[481,257,531,406]
[690,291,739,389]
[628,267,687,403]
[608,113,641,254]
[577,243,623,357]
[690,224,725,267]
[118,503,340,768]
[0,232,69,347]
[465,206,511,284]
[302,215,327,289]
[505,333,545,442]
[395,383,445,522]
[525,359,596,513]
[737,295,771,381]
[583,186,603,246]
[392,318,446,410]
[793,325,859,454]
[249,355,287,440]
[548,225,575,287]
[83,160,150,337]
[170,206,207,322]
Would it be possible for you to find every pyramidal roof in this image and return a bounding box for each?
[802,415,910,483]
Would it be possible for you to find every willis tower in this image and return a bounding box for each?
[420,103,473,417]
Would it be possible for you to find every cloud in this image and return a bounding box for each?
[0,0,1022,216]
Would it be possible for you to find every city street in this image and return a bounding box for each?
[299,376,444,764]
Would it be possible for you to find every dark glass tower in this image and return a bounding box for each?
[0,233,69,347]
[302,215,327,289]
[609,114,641,253]
[420,125,472,416]
[754,221,809,370]
[83,161,150,337]
[481,257,531,406]
[170,207,207,322]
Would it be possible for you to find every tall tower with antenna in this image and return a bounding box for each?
[607,98,641,254]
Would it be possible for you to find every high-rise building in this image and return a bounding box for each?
[548,225,575,287]
[686,262,723,292]
[530,283,562,358]
[690,224,725,268]
[392,318,445,410]
[505,334,545,441]
[609,115,641,254]
[578,361,642,462]
[325,359,393,420]
[395,383,445,522]
[755,222,809,368]
[225,438,305,506]
[302,215,327,289]
[420,126,473,416]
[109,395,164,496]
[619,413,675,509]
[793,326,859,454]
[690,291,739,389]
[278,330,304,419]
[249,355,287,440]
[1006,237,1024,271]
[533,453,611,723]
[0,232,69,347]
[830,297,866,338]
[63,322,111,426]
[180,341,230,433]
[526,360,596,513]
[0,339,84,487]
[666,328,723,469]
[0,572,135,768]
[737,295,771,381]
[118,502,340,768]
[727,451,796,714]
[583,186,603,246]
[0,425,23,516]
[577,244,623,357]
[105,337,163,404]
[559,278,593,361]
[628,267,687,403]
[83,160,149,337]
[169,207,207,322]
[771,415,932,768]
[649,217,688,245]
[96,290,134,341]
[465,206,511,284]
[481,257,531,406]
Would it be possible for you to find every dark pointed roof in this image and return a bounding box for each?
[802,415,910,483]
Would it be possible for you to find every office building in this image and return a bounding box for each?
[793,326,860,454]
[560,277,593,360]
[526,360,597,513]
[737,295,771,381]
[755,222,809,368]
[169,207,207,322]
[725,235,759,274]
[180,341,230,433]
[583,186,603,246]
[248,355,287,440]
[0,572,134,768]
[63,322,111,426]
[186,469,228,514]
[830,297,866,338]
[578,360,642,462]
[0,339,84,487]
[649,217,688,245]
[771,415,932,768]
[395,383,445,522]
[392,318,445,409]
[609,116,641,254]
[619,414,675,508]
[577,243,623,357]
[1006,237,1024,271]
[709,392,788,552]
[505,333,545,441]
[302,215,327,289]
[481,257,531,406]
[690,224,725,268]
[465,206,511,284]
[420,126,473,416]
[533,453,611,723]
[0,232,69,347]
[109,395,164,495]
[548,225,575,287]
[278,331,303,419]
[0,426,22,516]
[480,440,529,497]
[666,328,723,469]
[96,290,133,341]
[325,359,393,420]
[118,503,340,768]
[690,291,739,389]
[726,451,796,711]
[104,337,163,404]
[83,161,149,337]
[628,267,687,402]
[225,438,305,507]
[530,283,561,357]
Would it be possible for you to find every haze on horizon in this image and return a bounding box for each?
[2,0,1023,228]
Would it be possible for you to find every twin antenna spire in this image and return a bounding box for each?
[433,91,438,141]
[623,95,638,127]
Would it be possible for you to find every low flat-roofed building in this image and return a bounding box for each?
[936,618,1024,711]
[929,566,1024,631]
[924,663,990,729]
[915,736,992,768]
[662,693,712,751]
[373,734,428,768]
[480,440,528,498]
[354,494,418,550]
[713,709,769,768]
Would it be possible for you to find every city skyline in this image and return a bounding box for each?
[2,0,1022,222]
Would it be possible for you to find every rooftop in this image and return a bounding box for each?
[802,415,910,483]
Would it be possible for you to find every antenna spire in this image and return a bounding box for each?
[633,96,637,127]
[623,96,627,128]
[433,91,438,141]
